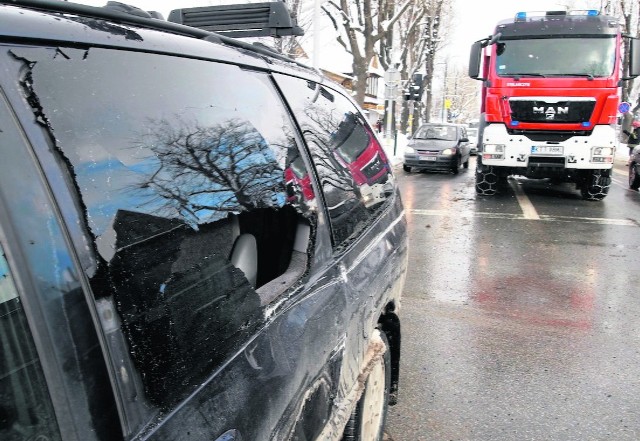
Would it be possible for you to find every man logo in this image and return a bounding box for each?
[533,106,569,120]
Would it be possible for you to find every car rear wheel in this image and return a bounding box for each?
[342,331,391,441]
[403,164,411,173]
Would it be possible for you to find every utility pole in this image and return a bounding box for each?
[384,65,401,140]
[440,62,448,122]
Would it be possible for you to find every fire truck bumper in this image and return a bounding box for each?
[479,124,617,171]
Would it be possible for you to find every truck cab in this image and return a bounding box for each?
[469,10,640,200]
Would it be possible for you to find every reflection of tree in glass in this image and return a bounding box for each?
[133,118,286,224]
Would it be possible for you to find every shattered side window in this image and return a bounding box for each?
[11,46,315,407]
[274,75,395,249]
[0,245,62,441]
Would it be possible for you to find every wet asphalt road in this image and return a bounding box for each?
[385,156,640,440]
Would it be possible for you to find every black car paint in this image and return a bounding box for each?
[0,3,407,441]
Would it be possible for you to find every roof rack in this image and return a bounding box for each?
[167,2,304,38]
[3,0,314,71]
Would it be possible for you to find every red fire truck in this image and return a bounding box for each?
[468,9,640,200]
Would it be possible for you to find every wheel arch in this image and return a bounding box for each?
[377,306,400,405]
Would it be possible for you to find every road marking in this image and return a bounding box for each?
[508,179,540,220]
[613,166,626,176]
[612,173,640,193]
[410,209,638,227]
[611,176,627,189]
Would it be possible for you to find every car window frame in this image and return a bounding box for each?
[273,74,397,254]
[1,41,340,436]
[0,72,114,441]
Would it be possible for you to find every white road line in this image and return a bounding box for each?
[611,177,627,189]
[612,171,639,192]
[613,167,626,176]
[409,209,638,227]
[508,179,540,220]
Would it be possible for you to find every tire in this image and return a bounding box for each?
[629,163,640,190]
[451,157,460,175]
[342,331,391,441]
[580,170,611,201]
[475,158,499,195]
[463,157,469,169]
[402,164,411,173]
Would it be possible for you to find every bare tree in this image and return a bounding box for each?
[322,0,413,106]
[418,0,451,124]
[376,0,452,131]
[272,0,310,58]
[131,118,286,224]
[443,65,481,123]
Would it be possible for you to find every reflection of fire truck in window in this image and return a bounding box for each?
[285,155,315,207]
[332,112,393,207]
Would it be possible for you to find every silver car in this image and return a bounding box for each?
[403,123,471,174]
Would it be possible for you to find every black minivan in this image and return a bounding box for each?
[0,2,407,440]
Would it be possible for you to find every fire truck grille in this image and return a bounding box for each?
[361,153,386,178]
[509,99,596,123]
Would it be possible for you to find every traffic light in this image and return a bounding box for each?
[412,73,424,99]
[403,74,424,101]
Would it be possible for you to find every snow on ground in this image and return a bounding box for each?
[381,132,407,166]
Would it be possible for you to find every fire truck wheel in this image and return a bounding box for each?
[629,163,640,190]
[580,170,611,201]
[475,161,498,195]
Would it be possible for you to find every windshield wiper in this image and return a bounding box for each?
[509,73,547,79]
[555,73,595,80]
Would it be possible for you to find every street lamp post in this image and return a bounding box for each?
[440,62,448,122]
[383,64,401,148]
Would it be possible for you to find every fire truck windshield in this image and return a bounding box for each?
[495,36,616,78]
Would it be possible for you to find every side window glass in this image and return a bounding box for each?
[14,46,315,408]
[0,244,62,441]
[274,75,395,248]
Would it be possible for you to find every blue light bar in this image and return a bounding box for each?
[568,9,599,16]
[511,121,520,126]
[581,122,591,127]
[516,9,599,20]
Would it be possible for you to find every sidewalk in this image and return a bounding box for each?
[380,132,407,167]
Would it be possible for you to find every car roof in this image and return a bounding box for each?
[419,123,463,127]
